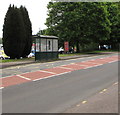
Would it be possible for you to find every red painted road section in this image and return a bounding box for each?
[62,64,87,70]
[1,76,29,87]
[21,71,55,80]
[77,62,100,66]
[88,59,111,64]
[44,67,72,74]
[1,55,119,88]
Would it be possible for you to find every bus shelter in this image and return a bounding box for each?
[33,35,58,61]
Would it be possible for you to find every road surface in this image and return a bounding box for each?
[1,53,118,113]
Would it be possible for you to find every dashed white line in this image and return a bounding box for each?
[113,82,118,85]
[82,101,87,104]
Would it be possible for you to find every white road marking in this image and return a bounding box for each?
[82,101,87,104]
[56,71,72,76]
[59,66,73,70]
[113,82,118,85]
[84,66,93,69]
[100,89,107,94]
[0,87,4,89]
[0,75,14,79]
[70,63,75,64]
[76,104,80,107]
[2,55,118,86]
[93,64,103,67]
[77,64,89,66]
[33,71,71,82]
[38,70,56,74]
[108,60,117,63]
[16,75,31,80]
[33,74,56,81]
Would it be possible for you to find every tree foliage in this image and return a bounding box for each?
[45,2,119,52]
[3,5,32,59]
[20,6,32,58]
[106,2,120,49]
[3,5,26,59]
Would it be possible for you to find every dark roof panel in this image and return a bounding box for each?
[33,35,58,39]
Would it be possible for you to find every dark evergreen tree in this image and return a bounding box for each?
[3,5,32,59]
[3,5,26,59]
[20,6,32,58]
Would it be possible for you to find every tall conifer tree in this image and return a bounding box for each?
[3,5,32,58]
[3,5,26,59]
[20,6,32,58]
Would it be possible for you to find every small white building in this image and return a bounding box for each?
[33,35,58,61]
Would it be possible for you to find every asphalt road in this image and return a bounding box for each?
[2,55,118,113]
[2,53,117,77]
[64,82,118,113]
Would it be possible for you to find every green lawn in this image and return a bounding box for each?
[1,57,35,63]
[59,50,118,57]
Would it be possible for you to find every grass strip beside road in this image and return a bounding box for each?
[59,50,118,57]
[1,57,34,63]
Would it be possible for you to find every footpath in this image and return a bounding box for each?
[0,52,117,69]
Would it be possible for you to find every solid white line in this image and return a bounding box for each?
[108,60,117,63]
[17,75,31,80]
[78,64,89,67]
[59,66,73,70]
[33,71,71,82]
[93,64,103,67]
[33,74,56,81]
[56,71,72,76]
[38,70,56,74]
[1,75,14,79]
[84,66,93,69]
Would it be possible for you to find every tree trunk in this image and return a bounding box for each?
[76,42,80,53]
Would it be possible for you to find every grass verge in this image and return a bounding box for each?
[1,57,35,63]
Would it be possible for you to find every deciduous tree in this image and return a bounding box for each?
[45,2,111,52]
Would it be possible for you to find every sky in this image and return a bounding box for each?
[0,0,51,38]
